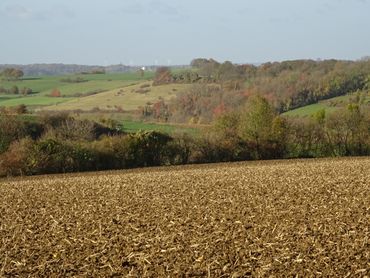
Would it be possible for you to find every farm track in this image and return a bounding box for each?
[0,158,369,277]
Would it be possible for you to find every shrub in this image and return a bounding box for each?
[162,133,194,165]
[50,89,62,97]
[135,88,151,94]
[0,138,33,176]
[120,131,172,167]
[140,83,151,89]
[153,67,173,85]
[0,114,25,153]
[9,85,19,94]
[27,139,95,175]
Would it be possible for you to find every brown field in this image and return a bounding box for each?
[0,158,369,277]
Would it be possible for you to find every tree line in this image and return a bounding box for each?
[1,95,369,177]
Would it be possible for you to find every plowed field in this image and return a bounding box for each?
[1,158,369,277]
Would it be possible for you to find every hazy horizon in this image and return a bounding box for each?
[1,0,369,66]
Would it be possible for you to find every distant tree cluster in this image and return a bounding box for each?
[239,59,370,112]
[167,84,244,124]
[60,76,87,83]
[0,68,24,81]
[80,68,106,75]
[0,86,33,95]
[191,58,246,84]
[153,60,247,87]
[172,71,201,84]
[140,98,169,121]
[141,84,245,124]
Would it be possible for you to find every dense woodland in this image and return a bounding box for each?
[144,58,370,123]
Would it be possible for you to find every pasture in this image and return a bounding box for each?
[0,72,193,113]
[283,91,370,117]
[43,83,193,111]
[0,158,368,277]
[73,113,202,135]
[0,96,75,107]
[0,72,153,108]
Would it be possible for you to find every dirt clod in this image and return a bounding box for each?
[0,157,369,277]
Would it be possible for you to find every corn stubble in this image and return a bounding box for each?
[0,158,369,277]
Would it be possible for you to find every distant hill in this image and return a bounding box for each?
[0,64,127,76]
[0,63,188,76]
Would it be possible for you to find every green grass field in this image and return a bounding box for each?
[283,103,337,117]
[82,72,155,81]
[72,112,202,135]
[40,80,136,97]
[283,91,370,117]
[0,72,154,91]
[0,72,154,108]
[0,96,75,107]
[0,71,199,136]
[0,95,20,102]
[1,76,61,94]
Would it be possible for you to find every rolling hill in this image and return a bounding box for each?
[0,72,154,109]
[42,83,193,112]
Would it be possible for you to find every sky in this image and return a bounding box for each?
[0,0,369,66]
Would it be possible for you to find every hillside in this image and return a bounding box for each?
[283,91,370,117]
[43,83,193,112]
[0,72,154,109]
[1,59,370,123]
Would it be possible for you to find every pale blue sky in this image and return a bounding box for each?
[0,0,369,65]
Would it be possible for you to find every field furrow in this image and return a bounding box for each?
[0,158,369,277]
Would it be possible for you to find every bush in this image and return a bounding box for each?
[0,138,33,176]
[163,133,194,165]
[89,135,128,170]
[153,67,173,85]
[87,131,176,170]
[60,77,87,83]
[27,139,95,175]
[50,89,62,97]
[0,114,25,153]
[135,88,150,94]
[119,131,172,167]
[140,83,151,89]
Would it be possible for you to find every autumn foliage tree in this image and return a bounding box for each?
[153,67,173,85]
[50,88,62,97]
